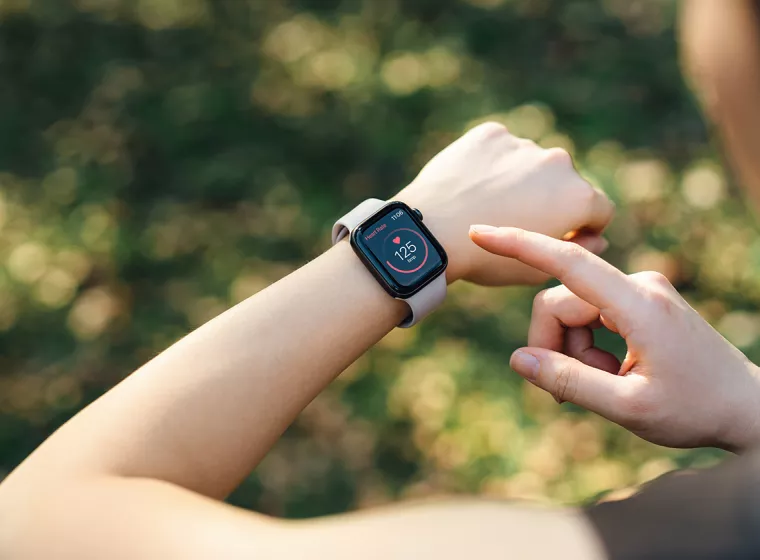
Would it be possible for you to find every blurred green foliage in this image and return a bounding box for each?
[0,0,753,518]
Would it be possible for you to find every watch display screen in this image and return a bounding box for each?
[352,202,446,297]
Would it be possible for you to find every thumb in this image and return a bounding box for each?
[510,348,628,423]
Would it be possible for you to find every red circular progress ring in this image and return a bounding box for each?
[384,228,429,274]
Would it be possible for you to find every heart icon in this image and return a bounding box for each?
[392,236,401,244]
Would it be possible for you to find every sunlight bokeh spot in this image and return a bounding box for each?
[263,16,330,64]
[682,162,726,209]
[627,247,680,282]
[304,49,358,91]
[717,311,760,349]
[7,242,50,284]
[616,158,671,203]
[67,287,120,340]
[504,103,555,141]
[382,53,429,95]
[34,268,79,309]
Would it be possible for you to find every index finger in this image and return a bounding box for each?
[469,226,635,311]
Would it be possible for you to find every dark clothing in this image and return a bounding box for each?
[585,450,760,559]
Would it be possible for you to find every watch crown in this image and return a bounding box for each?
[413,208,424,221]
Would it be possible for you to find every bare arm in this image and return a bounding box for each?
[5,480,605,560]
[0,124,614,558]
[281,500,604,560]
[680,0,760,211]
[4,241,407,500]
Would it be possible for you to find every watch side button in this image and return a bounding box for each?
[413,208,423,221]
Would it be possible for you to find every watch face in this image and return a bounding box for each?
[352,202,447,298]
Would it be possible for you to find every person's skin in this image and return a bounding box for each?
[0,123,614,559]
[470,226,760,453]
[680,0,760,212]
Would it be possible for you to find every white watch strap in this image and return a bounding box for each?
[331,198,386,244]
[332,198,447,328]
[397,273,447,328]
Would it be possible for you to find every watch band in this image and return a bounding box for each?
[331,198,386,244]
[332,199,447,328]
[397,273,446,328]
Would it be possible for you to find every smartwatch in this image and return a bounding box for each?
[332,199,448,328]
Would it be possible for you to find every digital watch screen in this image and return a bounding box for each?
[351,201,447,298]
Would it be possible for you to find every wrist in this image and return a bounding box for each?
[331,200,449,327]
[391,189,467,284]
[331,240,410,324]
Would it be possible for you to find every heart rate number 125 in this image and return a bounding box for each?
[394,241,417,262]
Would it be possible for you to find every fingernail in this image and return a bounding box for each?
[510,350,540,382]
[470,224,497,235]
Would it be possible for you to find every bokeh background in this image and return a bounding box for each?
[0,0,754,518]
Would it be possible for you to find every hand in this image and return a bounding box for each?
[470,226,760,453]
[394,122,614,285]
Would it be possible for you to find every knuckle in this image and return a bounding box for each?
[573,180,599,205]
[532,285,568,314]
[631,272,677,315]
[532,289,554,313]
[552,363,580,403]
[471,121,509,139]
[636,270,672,289]
[648,289,676,315]
[560,179,603,219]
[544,147,573,167]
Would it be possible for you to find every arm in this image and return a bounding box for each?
[0,123,614,559]
[6,242,408,499]
[280,500,604,560]
[3,480,604,560]
[679,0,760,211]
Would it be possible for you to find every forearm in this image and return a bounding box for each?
[680,0,760,210]
[2,477,278,560]
[3,241,409,499]
[4,479,603,560]
[281,499,604,560]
